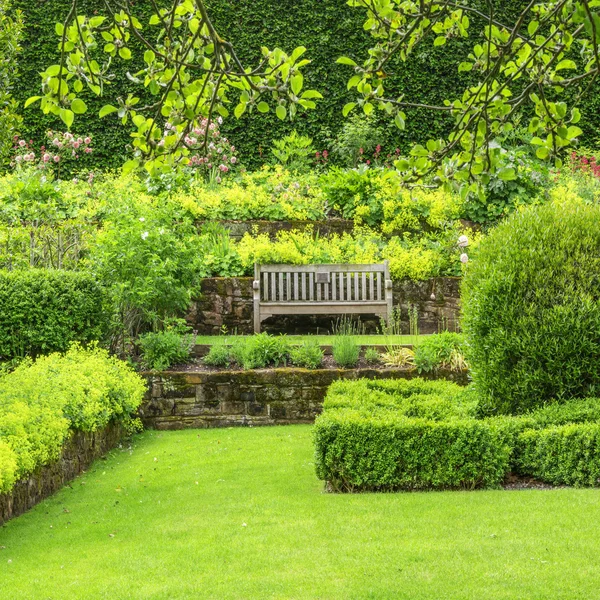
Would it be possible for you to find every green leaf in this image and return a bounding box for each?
[395,159,410,171]
[217,105,229,118]
[363,102,374,116]
[434,36,447,46]
[59,108,74,129]
[276,105,286,120]
[24,96,41,108]
[528,21,539,36]
[336,56,357,66]
[234,102,247,118]
[301,90,323,99]
[555,59,576,70]
[571,107,582,124]
[536,147,550,160]
[567,126,583,139]
[119,47,132,60]
[291,74,303,96]
[257,101,270,113]
[55,22,64,36]
[99,104,118,118]
[122,159,139,174]
[458,62,473,73]
[144,50,155,65]
[149,15,161,25]
[343,102,356,117]
[290,46,307,62]
[498,167,516,181]
[347,75,361,90]
[71,98,87,114]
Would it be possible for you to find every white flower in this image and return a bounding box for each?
[457,235,469,248]
[460,253,469,264]
[139,217,145,222]
[141,231,149,240]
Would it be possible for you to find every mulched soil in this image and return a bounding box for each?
[503,474,564,491]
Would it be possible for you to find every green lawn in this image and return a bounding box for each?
[2,426,600,599]
[195,334,425,346]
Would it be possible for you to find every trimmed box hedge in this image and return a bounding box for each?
[314,379,600,491]
[0,269,106,359]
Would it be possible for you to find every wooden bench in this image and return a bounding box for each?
[252,262,393,333]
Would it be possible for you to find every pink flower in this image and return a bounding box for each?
[84,147,92,154]
[457,235,469,248]
[230,156,237,164]
[460,253,469,264]
[54,155,60,163]
[84,137,91,144]
[18,140,26,147]
[43,153,51,163]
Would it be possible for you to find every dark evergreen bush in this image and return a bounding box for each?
[0,269,106,359]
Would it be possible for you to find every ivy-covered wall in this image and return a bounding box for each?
[11,0,600,171]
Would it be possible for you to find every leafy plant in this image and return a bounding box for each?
[289,338,324,369]
[203,339,232,368]
[230,333,291,370]
[271,130,314,172]
[330,115,383,169]
[332,320,361,369]
[364,346,381,365]
[413,332,467,374]
[138,327,195,371]
[381,347,415,368]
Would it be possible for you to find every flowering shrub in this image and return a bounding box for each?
[11,131,93,177]
[158,118,237,183]
[567,150,600,178]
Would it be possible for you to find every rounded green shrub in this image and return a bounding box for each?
[462,201,600,415]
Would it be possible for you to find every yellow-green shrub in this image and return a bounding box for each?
[0,344,145,492]
[175,166,327,221]
[381,187,463,234]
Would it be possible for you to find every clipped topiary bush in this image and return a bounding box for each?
[461,201,600,415]
[0,269,106,360]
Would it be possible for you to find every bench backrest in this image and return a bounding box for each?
[254,263,390,303]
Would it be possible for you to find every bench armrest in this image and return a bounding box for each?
[252,280,260,291]
[385,279,393,290]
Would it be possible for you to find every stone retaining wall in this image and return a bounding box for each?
[0,422,126,525]
[187,276,461,335]
[199,219,355,241]
[140,368,469,430]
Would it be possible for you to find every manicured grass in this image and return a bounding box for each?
[2,426,600,599]
[195,334,425,346]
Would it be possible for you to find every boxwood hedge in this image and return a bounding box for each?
[314,379,600,491]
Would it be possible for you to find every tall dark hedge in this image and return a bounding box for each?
[461,201,600,415]
[11,0,600,171]
[0,270,106,359]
